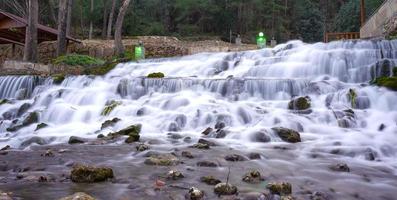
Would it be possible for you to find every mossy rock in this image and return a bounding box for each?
[70,164,114,183]
[242,170,263,184]
[53,54,105,67]
[200,176,221,185]
[100,118,121,129]
[35,123,48,131]
[0,99,10,105]
[144,154,179,166]
[267,182,292,195]
[83,61,118,76]
[101,101,122,116]
[59,192,96,200]
[52,74,65,84]
[371,76,397,91]
[147,72,165,78]
[288,96,311,110]
[271,127,301,143]
[214,183,238,196]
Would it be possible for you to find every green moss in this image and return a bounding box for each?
[147,72,165,78]
[52,74,65,84]
[70,164,114,183]
[35,123,48,131]
[0,99,10,105]
[371,76,397,91]
[101,100,121,116]
[267,182,292,195]
[347,88,357,108]
[53,54,105,66]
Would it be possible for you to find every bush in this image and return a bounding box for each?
[147,72,165,78]
[53,54,105,67]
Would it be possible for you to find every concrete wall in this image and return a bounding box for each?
[360,0,397,38]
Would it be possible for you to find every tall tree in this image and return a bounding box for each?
[114,0,131,56]
[57,0,69,56]
[23,0,38,62]
[89,0,94,39]
[107,0,117,39]
[66,0,73,36]
[101,0,109,38]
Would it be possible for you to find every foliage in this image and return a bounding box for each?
[53,54,105,67]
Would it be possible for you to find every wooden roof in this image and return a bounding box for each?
[0,11,79,45]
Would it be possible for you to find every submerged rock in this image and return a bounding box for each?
[191,143,210,149]
[330,163,350,172]
[198,139,216,146]
[267,182,292,195]
[7,112,39,132]
[247,152,261,160]
[100,118,121,129]
[196,160,218,167]
[0,190,12,200]
[186,187,204,200]
[20,136,48,147]
[242,170,264,184]
[252,131,271,143]
[214,183,238,196]
[167,170,184,180]
[136,143,150,152]
[182,151,194,159]
[35,123,48,131]
[59,192,96,200]
[70,164,114,183]
[200,176,221,185]
[225,154,248,162]
[144,154,179,166]
[288,96,311,110]
[68,136,88,144]
[271,127,301,143]
[101,100,121,116]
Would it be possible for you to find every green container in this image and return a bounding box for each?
[135,46,145,60]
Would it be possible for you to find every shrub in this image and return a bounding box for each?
[53,54,105,67]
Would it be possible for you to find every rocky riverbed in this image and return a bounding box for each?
[1,132,396,200]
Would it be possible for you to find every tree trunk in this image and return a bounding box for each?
[114,0,131,57]
[89,0,94,39]
[107,0,117,39]
[23,0,38,63]
[101,0,109,38]
[57,0,69,56]
[66,0,73,36]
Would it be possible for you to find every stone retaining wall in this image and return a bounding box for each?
[360,0,397,38]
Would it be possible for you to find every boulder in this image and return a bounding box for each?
[144,154,179,166]
[196,161,218,167]
[288,96,311,110]
[242,170,264,184]
[214,183,238,196]
[100,118,121,129]
[68,136,88,144]
[271,127,301,143]
[20,136,48,148]
[186,187,204,200]
[136,143,149,152]
[59,192,96,200]
[225,154,248,162]
[202,127,213,135]
[267,182,292,195]
[70,164,114,183]
[181,151,194,159]
[200,176,221,185]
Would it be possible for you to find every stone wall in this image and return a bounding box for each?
[0,60,83,75]
[360,0,397,39]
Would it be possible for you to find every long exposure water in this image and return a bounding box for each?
[1,40,397,199]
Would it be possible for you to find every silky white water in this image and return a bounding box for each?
[1,40,397,177]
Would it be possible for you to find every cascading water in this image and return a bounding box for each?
[1,40,397,199]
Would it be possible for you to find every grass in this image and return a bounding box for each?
[53,54,105,66]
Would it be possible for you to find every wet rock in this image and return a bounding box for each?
[175,114,187,128]
[68,136,88,144]
[197,161,218,167]
[35,123,48,131]
[0,190,12,200]
[167,170,184,180]
[136,143,149,152]
[186,187,204,200]
[267,182,292,195]
[15,88,27,100]
[7,112,39,132]
[20,136,47,147]
[41,149,54,157]
[215,129,228,138]
[329,163,350,172]
[271,127,301,143]
[193,143,211,149]
[17,103,32,117]
[0,99,10,105]
[0,145,10,151]
[97,134,105,139]
[125,135,140,143]
[252,131,271,143]
[202,127,213,135]
[214,183,238,196]
[225,154,248,162]
[136,107,147,116]
[364,148,377,161]
[2,111,14,120]
[247,153,261,160]
[183,137,192,143]
[108,124,141,142]
[144,154,179,166]
[378,124,386,131]
[198,138,216,146]
[182,151,194,159]
[59,192,96,200]
[70,164,114,183]
[288,96,311,110]
[101,100,121,116]
[337,119,350,128]
[168,122,181,132]
[200,176,221,185]
[215,121,226,129]
[167,133,183,140]
[100,118,121,129]
[242,170,264,183]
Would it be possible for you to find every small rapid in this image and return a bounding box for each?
[1,40,397,188]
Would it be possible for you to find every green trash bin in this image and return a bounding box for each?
[135,42,145,60]
[256,32,266,49]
